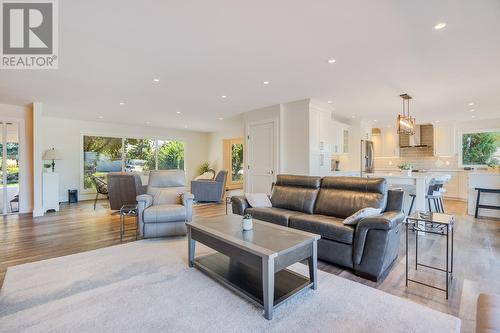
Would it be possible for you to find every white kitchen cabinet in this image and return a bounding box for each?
[310,108,332,153]
[372,127,399,157]
[342,127,350,154]
[43,172,60,213]
[331,121,351,155]
[434,124,456,156]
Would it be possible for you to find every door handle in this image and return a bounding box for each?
[270,170,274,175]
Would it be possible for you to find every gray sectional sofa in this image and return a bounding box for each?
[232,175,405,281]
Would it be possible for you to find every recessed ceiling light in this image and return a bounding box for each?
[146,121,151,125]
[469,109,475,112]
[218,117,224,120]
[119,102,125,105]
[98,115,104,119]
[263,81,270,85]
[373,120,378,122]
[351,115,356,119]
[153,78,160,82]
[221,95,227,99]
[468,102,474,106]
[327,101,333,104]
[176,111,181,114]
[434,22,447,30]
[327,59,336,64]
[471,115,476,118]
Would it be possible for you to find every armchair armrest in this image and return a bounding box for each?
[353,211,405,265]
[182,192,195,205]
[182,192,195,222]
[136,194,153,209]
[231,196,249,216]
[136,194,153,237]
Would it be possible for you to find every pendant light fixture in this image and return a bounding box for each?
[397,93,416,135]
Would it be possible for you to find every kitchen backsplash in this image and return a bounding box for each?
[374,155,459,170]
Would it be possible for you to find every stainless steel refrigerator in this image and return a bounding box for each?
[361,140,374,176]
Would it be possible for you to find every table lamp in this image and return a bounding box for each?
[42,148,63,172]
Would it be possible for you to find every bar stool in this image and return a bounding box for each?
[408,178,446,214]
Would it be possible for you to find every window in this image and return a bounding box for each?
[231,143,243,182]
[83,135,185,191]
[124,138,155,173]
[83,136,122,189]
[223,138,244,188]
[157,140,184,170]
[461,131,500,166]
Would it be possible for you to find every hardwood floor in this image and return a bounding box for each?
[1,199,498,332]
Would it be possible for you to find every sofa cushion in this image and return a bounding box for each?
[143,204,186,223]
[270,175,322,214]
[290,214,355,244]
[314,177,388,219]
[246,207,304,227]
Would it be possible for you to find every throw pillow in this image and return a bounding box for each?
[194,171,214,180]
[343,207,382,225]
[245,193,272,208]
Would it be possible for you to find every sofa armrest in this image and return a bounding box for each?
[353,211,405,265]
[182,192,195,222]
[231,196,249,215]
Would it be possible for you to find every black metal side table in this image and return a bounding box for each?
[405,211,455,299]
[120,204,138,242]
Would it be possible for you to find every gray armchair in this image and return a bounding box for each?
[136,170,194,238]
[191,170,228,203]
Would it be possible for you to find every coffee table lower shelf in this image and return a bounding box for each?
[194,252,312,310]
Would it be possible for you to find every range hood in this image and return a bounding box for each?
[399,125,429,148]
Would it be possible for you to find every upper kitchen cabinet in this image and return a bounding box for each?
[372,127,399,157]
[434,123,456,156]
[331,121,351,155]
[309,107,332,153]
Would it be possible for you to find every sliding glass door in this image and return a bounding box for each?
[0,121,20,214]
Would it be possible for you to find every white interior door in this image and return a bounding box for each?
[247,121,276,194]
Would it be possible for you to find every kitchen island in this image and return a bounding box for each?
[364,172,434,212]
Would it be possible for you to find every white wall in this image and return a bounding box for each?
[207,115,244,171]
[38,115,210,202]
[280,99,310,175]
[0,103,33,213]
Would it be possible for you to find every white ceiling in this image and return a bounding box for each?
[1,0,499,132]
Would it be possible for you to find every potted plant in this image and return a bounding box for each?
[398,162,413,177]
[242,213,253,231]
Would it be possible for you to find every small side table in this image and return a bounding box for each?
[120,204,138,242]
[405,211,455,299]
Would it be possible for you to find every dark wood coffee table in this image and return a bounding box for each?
[187,215,320,320]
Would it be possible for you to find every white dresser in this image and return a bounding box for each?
[43,172,60,212]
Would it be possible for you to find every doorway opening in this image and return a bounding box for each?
[0,121,20,214]
[223,138,244,190]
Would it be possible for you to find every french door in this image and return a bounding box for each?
[0,121,20,215]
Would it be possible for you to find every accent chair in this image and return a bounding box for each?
[191,170,228,203]
[136,170,194,238]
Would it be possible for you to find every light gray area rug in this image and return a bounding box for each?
[0,238,461,333]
